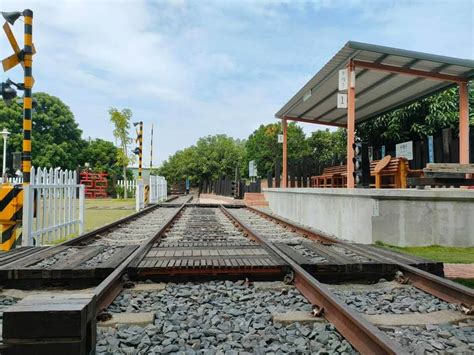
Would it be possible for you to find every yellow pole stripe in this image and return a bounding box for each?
[23,140,31,151]
[25,34,32,44]
[25,17,32,25]
[24,77,34,88]
[23,120,32,130]
[23,161,31,170]
[24,97,32,109]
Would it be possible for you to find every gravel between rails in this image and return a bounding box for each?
[97,281,357,355]
[382,321,474,354]
[88,207,180,246]
[229,209,309,244]
[160,207,255,246]
[328,281,473,354]
[329,281,457,315]
[230,209,378,263]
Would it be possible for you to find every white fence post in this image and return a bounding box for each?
[136,180,144,211]
[78,184,85,235]
[21,166,86,246]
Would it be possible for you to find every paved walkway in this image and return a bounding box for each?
[444,263,474,279]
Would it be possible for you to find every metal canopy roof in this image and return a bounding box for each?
[276,41,474,126]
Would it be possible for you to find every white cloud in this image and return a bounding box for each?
[0,0,472,167]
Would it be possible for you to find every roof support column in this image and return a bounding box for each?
[459,81,469,164]
[282,118,288,188]
[347,61,356,188]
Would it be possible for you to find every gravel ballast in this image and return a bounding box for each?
[382,320,474,354]
[330,282,458,315]
[89,207,179,246]
[97,281,357,354]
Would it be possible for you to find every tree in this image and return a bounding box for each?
[245,122,309,177]
[109,107,133,198]
[0,92,85,171]
[81,138,121,175]
[357,85,474,147]
[157,134,245,185]
[307,128,346,170]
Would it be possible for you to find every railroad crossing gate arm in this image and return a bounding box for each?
[1,22,36,85]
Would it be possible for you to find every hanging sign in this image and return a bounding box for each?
[338,69,348,91]
[428,136,434,163]
[249,160,257,177]
[277,134,283,143]
[396,141,414,160]
[337,93,347,108]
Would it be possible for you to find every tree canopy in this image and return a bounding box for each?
[157,134,245,185]
[245,122,309,175]
[0,92,84,170]
[357,85,474,147]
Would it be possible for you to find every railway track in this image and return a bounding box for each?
[0,202,472,354]
[223,206,473,354]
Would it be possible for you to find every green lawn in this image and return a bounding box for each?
[375,242,474,264]
[84,198,135,232]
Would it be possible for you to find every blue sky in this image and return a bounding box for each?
[1,0,473,166]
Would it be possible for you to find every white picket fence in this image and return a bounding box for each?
[136,175,167,211]
[149,175,167,204]
[23,167,85,246]
[116,179,136,198]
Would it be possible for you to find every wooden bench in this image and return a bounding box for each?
[311,156,421,189]
[408,163,474,188]
[311,165,347,187]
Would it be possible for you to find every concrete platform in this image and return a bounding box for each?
[263,188,474,247]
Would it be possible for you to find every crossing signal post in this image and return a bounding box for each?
[0,9,36,250]
[352,142,370,188]
[133,121,143,180]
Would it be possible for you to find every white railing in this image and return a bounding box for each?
[7,177,23,184]
[149,175,167,203]
[116,179,136,198]
[136,175,167,211]
[23,167,85,246]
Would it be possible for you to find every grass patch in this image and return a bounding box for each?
[375,241,474,264]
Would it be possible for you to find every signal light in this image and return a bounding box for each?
[0,81,17,103]
[352,142,370,188]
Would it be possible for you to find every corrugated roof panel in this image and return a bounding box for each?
[276,41,474,123]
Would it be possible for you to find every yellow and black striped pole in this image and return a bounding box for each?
[138,121,143,180]
[150,123,153,169]
[22,9,33,185]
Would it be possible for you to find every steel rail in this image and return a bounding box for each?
[94,201,188,311]
[221,206,406,355]
[246,206,474,310]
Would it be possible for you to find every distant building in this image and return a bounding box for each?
[127,166,153,181]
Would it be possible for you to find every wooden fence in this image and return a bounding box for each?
[23,167,85,246]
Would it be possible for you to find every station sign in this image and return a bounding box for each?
[338,69,348,91]
[396,141,413,160]
[337,93,348,108]
[249,160,257,178]
[277,134,283,143]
